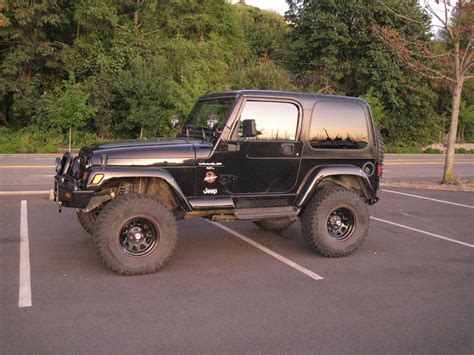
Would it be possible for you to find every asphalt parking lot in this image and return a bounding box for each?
[1,154,473,353]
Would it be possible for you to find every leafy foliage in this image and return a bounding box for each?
[37,80,96,132]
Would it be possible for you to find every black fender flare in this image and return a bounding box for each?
[295,165,376,207]
[86,167,192,211]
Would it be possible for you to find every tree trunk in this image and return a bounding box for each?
[68,127,72,153]
[442,78,463,183]
[1,111,8,126]
[140,126,144,139]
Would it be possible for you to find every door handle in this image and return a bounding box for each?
[281,143,295,156]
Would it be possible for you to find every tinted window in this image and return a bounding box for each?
[240,101,298,140]
[309,102,368,149]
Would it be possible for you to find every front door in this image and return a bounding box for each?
[222,99,302,195]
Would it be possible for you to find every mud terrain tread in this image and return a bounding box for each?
[76,210,97,235]
[375,127,385,164]
[94,193,177,275]
[301,187,369,257]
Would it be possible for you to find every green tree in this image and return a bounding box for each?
[459,101,474,142]
[234,3,289,59]
[113,55,176,138]
[37,79,95,132]
[284,0,442,145]
[362,89,387,128]
[0,0,73,127]
[374,0,473,182]
[232,57,295,91]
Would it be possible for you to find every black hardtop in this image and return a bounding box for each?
[199,90,369,110]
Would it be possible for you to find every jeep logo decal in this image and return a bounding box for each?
[204,171,218,184]
[203,188,218,195]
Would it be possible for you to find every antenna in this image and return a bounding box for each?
[324,128,330,139]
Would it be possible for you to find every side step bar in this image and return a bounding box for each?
[234,206,300,220]
[188,197,234,210]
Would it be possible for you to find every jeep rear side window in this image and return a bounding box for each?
[239,101,298,140]
[309,102,369,149]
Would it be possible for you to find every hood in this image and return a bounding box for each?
[83,138,212,167]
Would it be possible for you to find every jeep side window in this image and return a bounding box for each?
[309,101,369,149]
[238,101,298,140]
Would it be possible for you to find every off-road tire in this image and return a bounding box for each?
[93,193,178,275]
[76,209,98,235]
[253,218,294,232]
[301,187,369,257]
[374,127,384,164]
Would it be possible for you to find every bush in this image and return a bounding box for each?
[0,141,22,153]
[36,144,58,153]
[71,131,104,147]
[455,148,474,154]
[0,127,22,153]
[0,126,104,153]
[423,147,443,154]
[385,144,422,154]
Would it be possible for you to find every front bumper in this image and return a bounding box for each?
[54,175,95,208]
[54,153,94,209]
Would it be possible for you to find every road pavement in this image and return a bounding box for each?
[382,153,474,183]
[1,154,473,353]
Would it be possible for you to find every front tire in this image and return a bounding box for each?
[301,187,369,257]
[94,193,178,275]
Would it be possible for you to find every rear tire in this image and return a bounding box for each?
[94,193,178,275]
[253,218,294,232]
[374,127,384,165]
[76,209,99,235]
[301,187,369,257]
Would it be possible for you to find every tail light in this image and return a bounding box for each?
[377,165,383,177]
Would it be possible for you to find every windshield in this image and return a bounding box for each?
[183,97,236,136]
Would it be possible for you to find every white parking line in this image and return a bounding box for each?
[382,189,474,209]
[19,200,32,308]
[208,221,324,280]
[371,216,474,248]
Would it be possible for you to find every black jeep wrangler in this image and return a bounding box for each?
[54,90,383,275]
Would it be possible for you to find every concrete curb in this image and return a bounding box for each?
[0,190,51,196]
[0,150,79,157]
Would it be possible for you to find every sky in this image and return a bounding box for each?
[230,0,451,28]
[230,0,288,15]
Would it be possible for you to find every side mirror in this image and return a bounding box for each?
[242,119,257,138]
[170,115,180,128]
[207,114,219,131]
